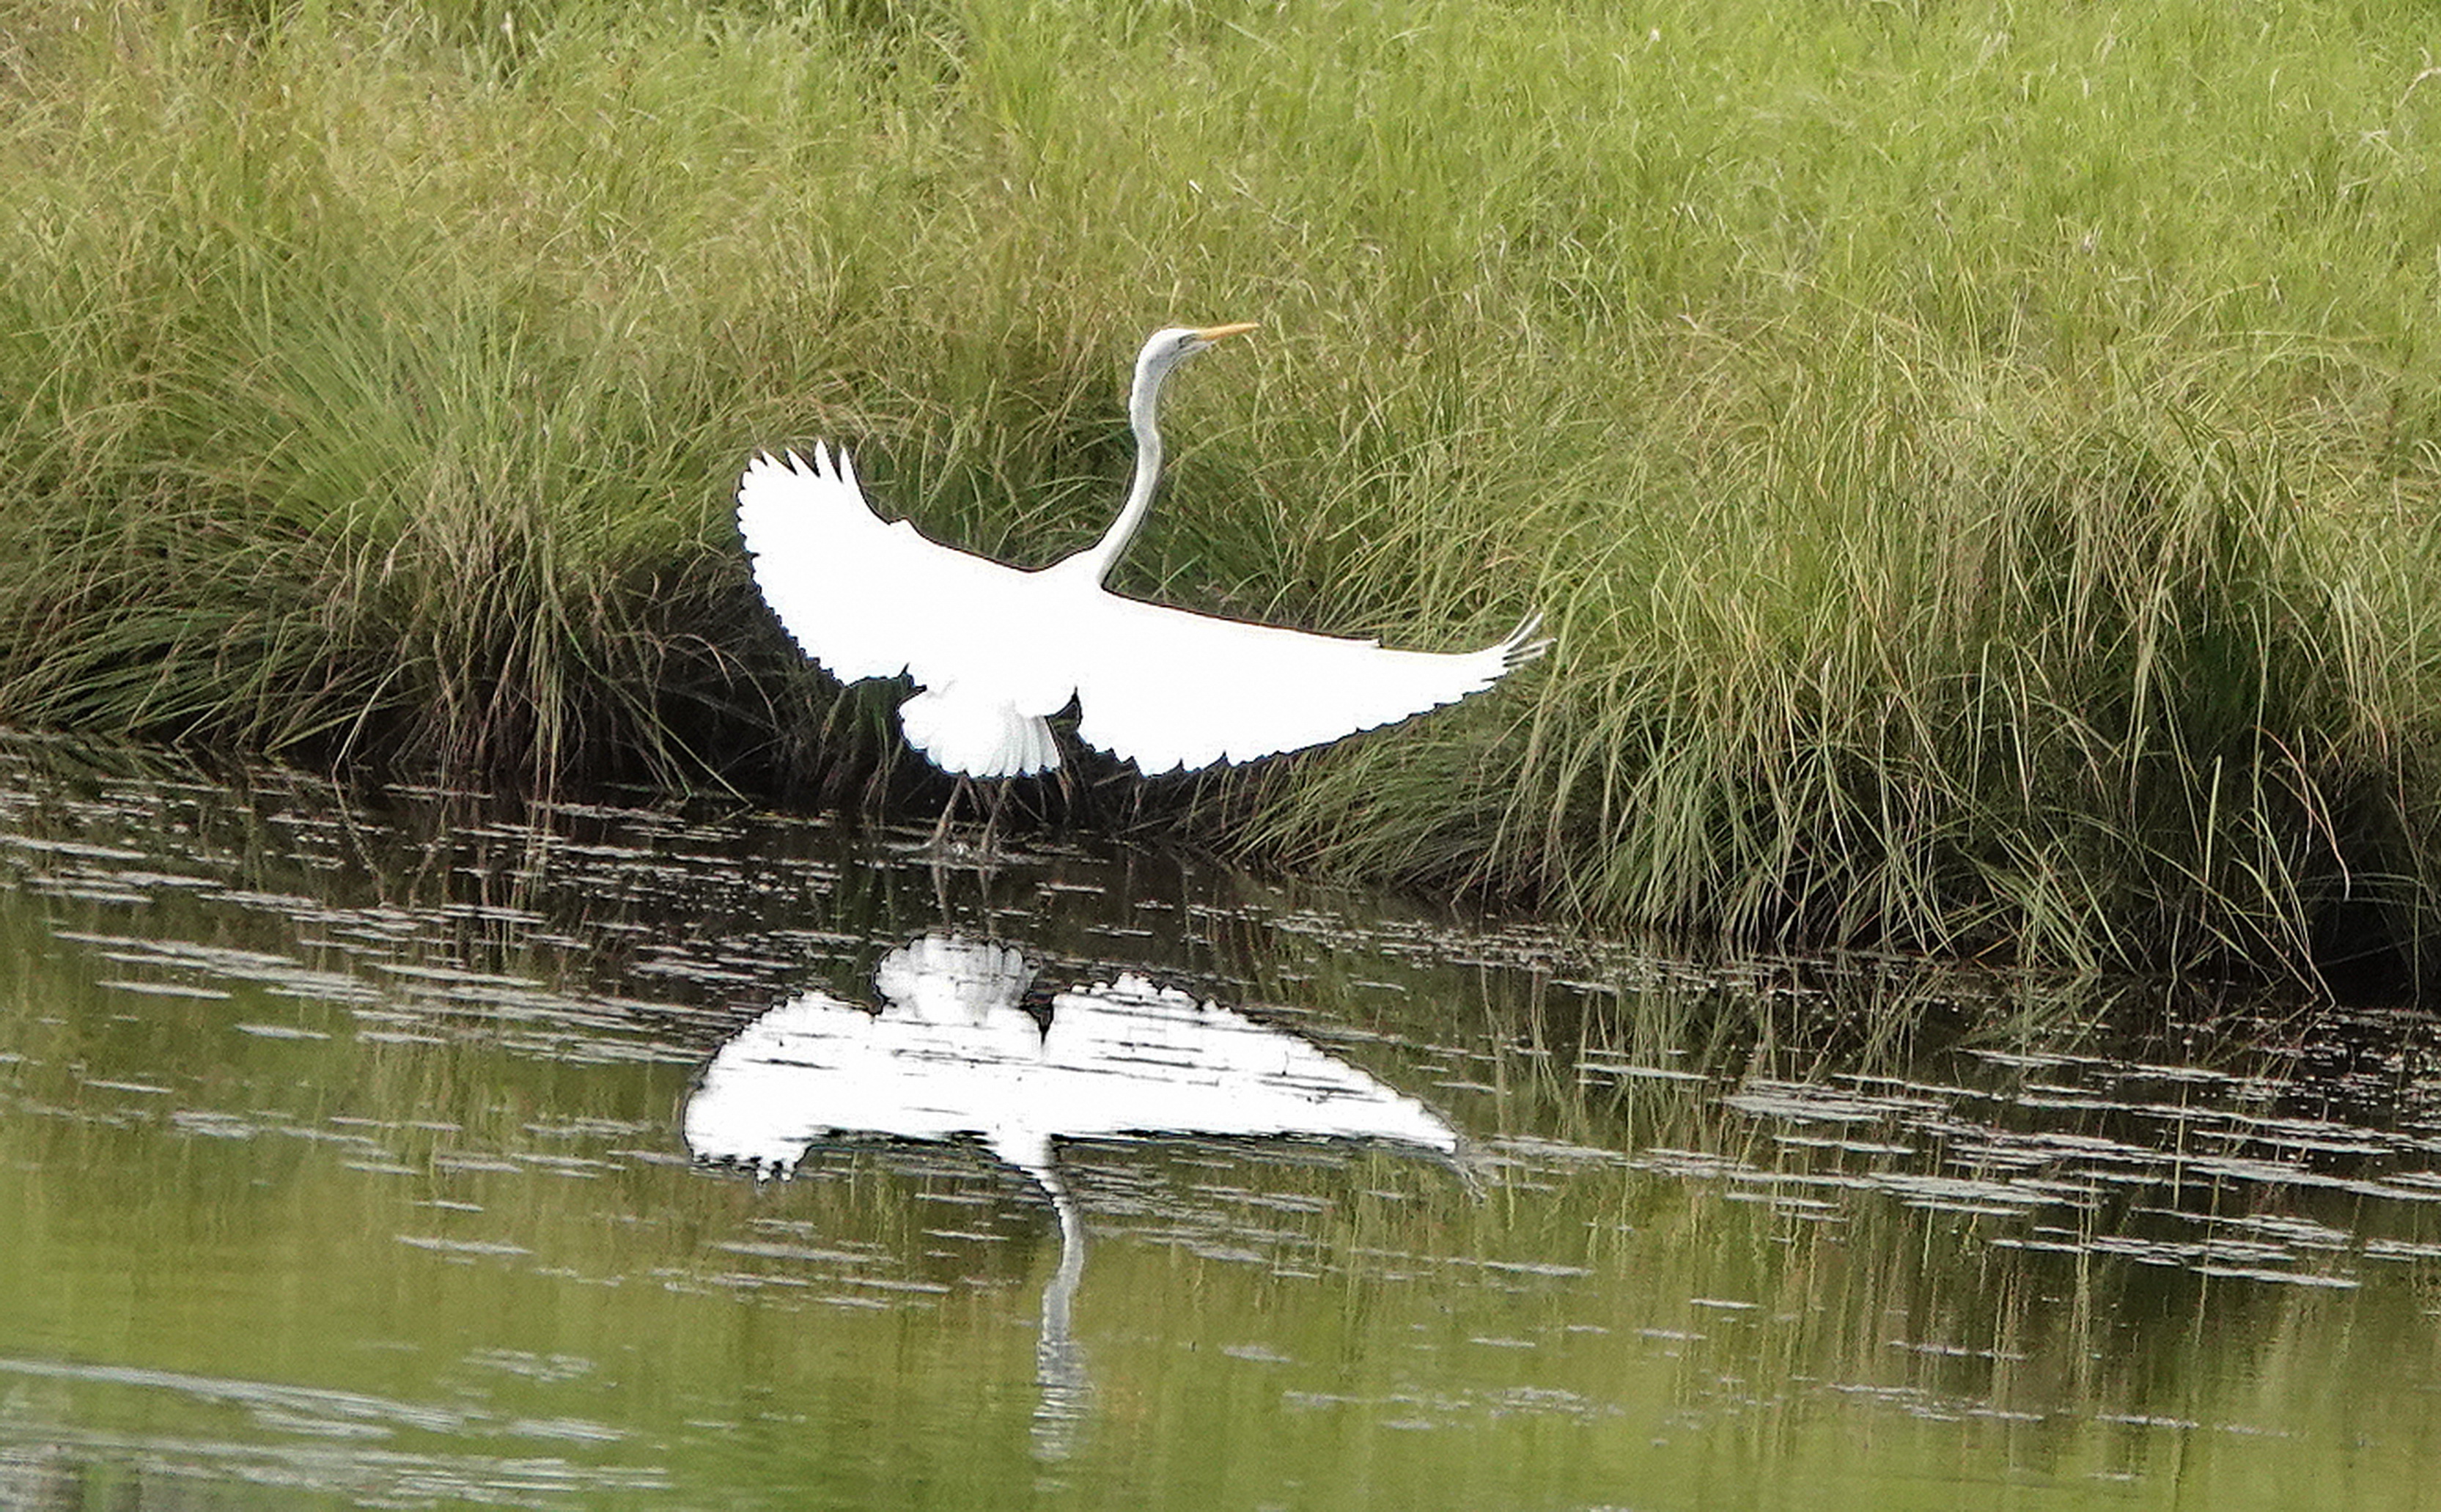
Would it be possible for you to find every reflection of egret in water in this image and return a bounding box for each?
[682,934,1459,1460]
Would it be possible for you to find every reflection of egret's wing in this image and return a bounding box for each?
[680,940,1035,1170]
[1034,973,1459,1153]
[680,988,1045,1172]
[682,934,1455,1180]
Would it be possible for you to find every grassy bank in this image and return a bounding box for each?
[6,0,2441,988]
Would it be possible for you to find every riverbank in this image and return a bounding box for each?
[7,0,2441,989]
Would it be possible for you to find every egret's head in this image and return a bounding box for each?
[1135,322,1258,393]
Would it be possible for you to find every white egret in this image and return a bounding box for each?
[736,323,1545,780]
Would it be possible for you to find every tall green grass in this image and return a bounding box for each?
[6,0,2441,987]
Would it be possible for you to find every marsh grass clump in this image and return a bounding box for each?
[1253,330,2440,980]
[5,0,2441,986]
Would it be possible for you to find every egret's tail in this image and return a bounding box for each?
[897,686,1061,777]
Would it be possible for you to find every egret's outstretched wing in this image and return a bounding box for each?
[1061,597,1545,774]
[737,447,1036,687]
[738,448,1083,776]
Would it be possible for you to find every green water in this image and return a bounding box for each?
[1,737,2437,1509]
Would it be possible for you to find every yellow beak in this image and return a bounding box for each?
[1194,322,1260,342]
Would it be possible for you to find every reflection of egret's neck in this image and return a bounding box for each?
[988,1129,1088,1347]
[997,1130,1091,1463]
[1038,1163,1088,1343]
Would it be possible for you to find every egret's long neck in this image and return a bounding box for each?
[1071,358,1168,586]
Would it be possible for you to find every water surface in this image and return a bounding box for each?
[1,735,2437,1509]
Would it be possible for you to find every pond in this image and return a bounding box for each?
[1,733,2437,1510]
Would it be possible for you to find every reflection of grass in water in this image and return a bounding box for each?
[1456,956,2441,1461]
[7,1,2441,979]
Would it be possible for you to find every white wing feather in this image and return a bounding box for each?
[1060,597,1542,774]
[737,447,1042,693]
[737,447,1542,778]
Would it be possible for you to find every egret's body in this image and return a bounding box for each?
[737,324,1543,778]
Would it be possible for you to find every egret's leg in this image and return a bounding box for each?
[928,777,968,849]
[1052,763,1078,828]
[981,778,1013,855]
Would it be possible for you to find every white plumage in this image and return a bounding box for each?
[737,325,1545,778]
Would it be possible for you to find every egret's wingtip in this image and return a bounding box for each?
[1502,611,1552,667]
